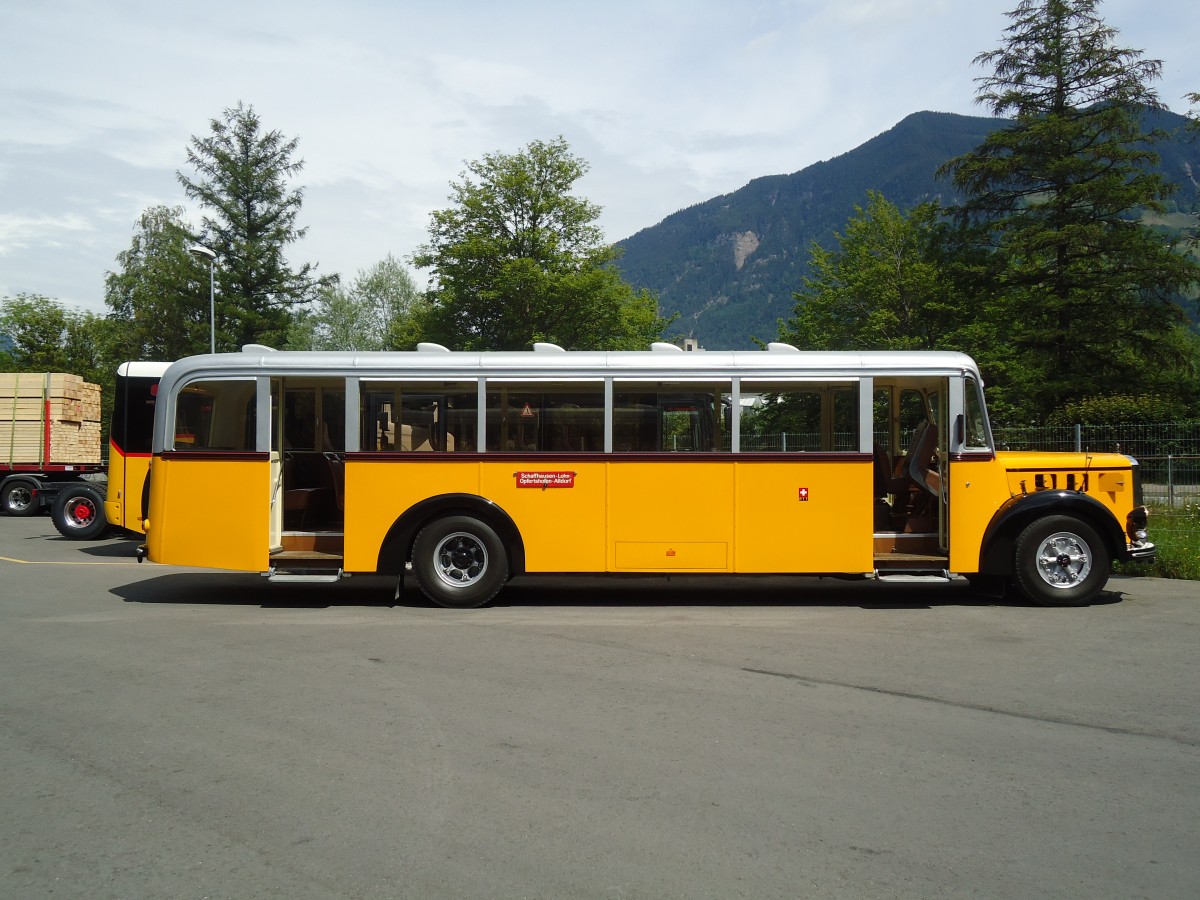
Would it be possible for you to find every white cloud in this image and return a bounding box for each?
[0,0,1195,314]
[0,213,95,251]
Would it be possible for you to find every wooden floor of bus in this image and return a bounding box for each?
[273,532,344,561]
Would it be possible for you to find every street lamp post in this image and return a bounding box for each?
[188,243,217,353]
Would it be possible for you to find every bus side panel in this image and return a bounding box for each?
[342,458,482,572]
[948,457,1011,574]
[103,445,126,531]
[104,447,151,533]
[607,461,735,572]
[734,459,873,573]
[480,460,607,573]
[147,457,269,570]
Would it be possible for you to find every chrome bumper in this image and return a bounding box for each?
[1122,541,1157,562]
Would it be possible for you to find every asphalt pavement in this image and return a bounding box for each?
[1,513,1197,899]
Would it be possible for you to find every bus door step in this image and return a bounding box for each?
[874,570,951,584]
[265,567,346,583]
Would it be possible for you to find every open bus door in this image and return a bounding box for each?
[264,377,347,580]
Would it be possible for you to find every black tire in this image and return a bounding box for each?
[1012,515,1110,607]
[52,485,110,540]
[2,479,39,517]
[411,515,509,608]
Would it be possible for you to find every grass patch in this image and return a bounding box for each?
[1114,503,1200,581]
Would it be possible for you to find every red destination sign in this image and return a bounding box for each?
[515,471,576,489]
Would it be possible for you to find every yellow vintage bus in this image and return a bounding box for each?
[139,343,1154,607]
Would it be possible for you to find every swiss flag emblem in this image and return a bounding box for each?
[798,487,810,501]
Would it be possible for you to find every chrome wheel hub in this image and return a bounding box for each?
[1035,532,1092,589]
[433,532,488,588]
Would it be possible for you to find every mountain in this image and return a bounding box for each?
[614,109,1200,349]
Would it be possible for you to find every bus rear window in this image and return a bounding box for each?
[173,380,256,451]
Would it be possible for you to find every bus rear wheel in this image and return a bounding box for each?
[52,485,111,540]
[412,515,509,608]
[1013,515,1109,607]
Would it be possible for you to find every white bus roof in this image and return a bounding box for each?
[157,346,983,387]
[117,360,172,378]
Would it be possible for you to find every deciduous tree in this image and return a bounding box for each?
[781,192,965,351]
[0,294,115,380]
[288,255,430,351]
[412,137,668,350]
[104,205,212,361]
[0,294,121,429]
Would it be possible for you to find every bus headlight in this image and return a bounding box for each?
[1126,506,1149,544]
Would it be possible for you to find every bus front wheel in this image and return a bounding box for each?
[1013,515,1110,607]
[412,515,509,608]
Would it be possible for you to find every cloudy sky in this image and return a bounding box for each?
[2,0,1197,315]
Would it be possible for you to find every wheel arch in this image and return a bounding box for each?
[375,493,526,577]
[978,491,1125,575]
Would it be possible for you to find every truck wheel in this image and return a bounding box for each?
[411,515,509,608]
[52,485,110,540]
[1013,515,1110,607]
[2,480,39,517]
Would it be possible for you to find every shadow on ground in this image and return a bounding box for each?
[70,535,144,558]
[109,571,1125,611]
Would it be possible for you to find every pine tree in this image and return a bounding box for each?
[941,0,1199,417]
[178,102,329,350]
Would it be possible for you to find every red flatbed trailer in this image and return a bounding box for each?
[1,372,105,517]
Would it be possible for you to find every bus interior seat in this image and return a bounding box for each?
[282,457,322,529]
[889,421,939,526]
[905,422,939,498]
[874,443,906,497]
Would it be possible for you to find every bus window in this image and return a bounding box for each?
[282,385,345,452]
[899,389,929,445]
[964,377,991,450]
[485,383,604,452]
[172,380,256,451]
[322,391,345,452]
[362,382,478,452]
[284,390,316,450]
[740,382,858,452]
[613,383,730,452]
[872,386,895,457]
[113,376,159,455]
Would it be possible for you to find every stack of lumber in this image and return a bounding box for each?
[1,373,103,465]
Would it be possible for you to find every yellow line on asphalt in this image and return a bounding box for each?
[0,556,134,566]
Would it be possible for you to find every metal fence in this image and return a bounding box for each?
[992,422,1200,508]
[991,422,1200,458]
